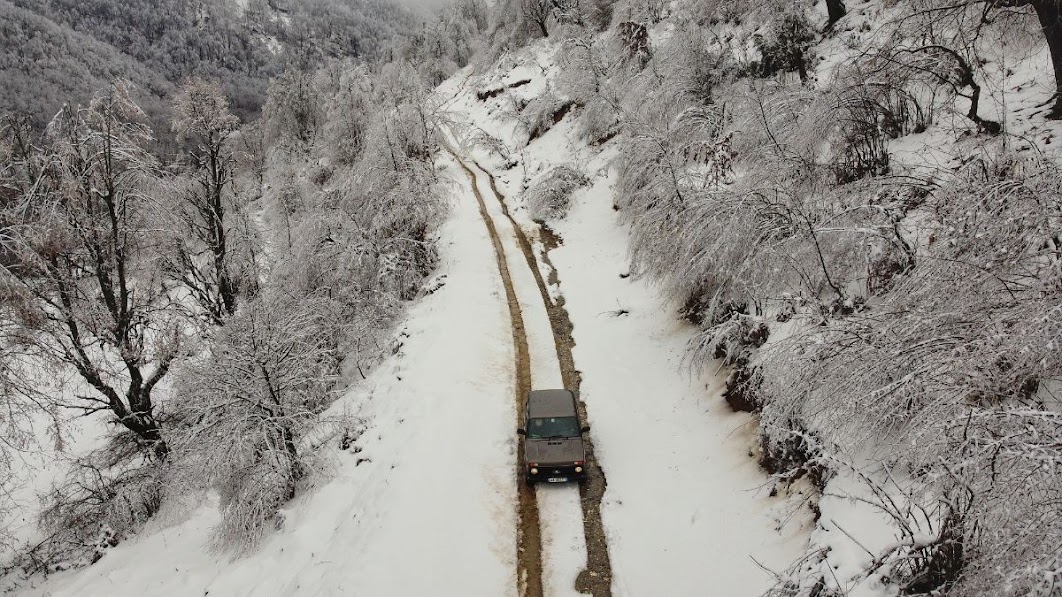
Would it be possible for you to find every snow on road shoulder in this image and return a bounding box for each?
[22,156,518,597]
[550,162,810,597]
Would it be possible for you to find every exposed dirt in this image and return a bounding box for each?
[474,162,615,597]
[451,154,544,597]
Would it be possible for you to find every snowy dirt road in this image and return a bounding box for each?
[449,149,614,597]
[22,58,806,597]
[436,47,812,596]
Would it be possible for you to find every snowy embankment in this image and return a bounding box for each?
[440,40,810,595]
[21,156,518,597]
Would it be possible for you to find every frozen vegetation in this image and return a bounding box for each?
[1,0,1061,595]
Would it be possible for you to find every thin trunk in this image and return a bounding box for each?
[281,423,302,499]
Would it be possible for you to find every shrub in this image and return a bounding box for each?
[526,165,589,220]
[750,12,815,83]
[521,91,576,143]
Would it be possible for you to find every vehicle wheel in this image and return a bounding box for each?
[525,476,536,487]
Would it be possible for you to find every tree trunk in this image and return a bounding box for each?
[281,423,302,499]
[1033,1,1062,118]
[825,0,846,29]
[115,396,169,460]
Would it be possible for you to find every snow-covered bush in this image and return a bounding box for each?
[520,89,576,142]
[555,34,622,145]
[748,11,815,83]
[526,165,589,220]
[756,154,1062,594]
[24,438,165,576]
[172,294,338,553]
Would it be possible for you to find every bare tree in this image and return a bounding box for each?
[0,83,176,460]
[523,0,553,37]
[167,79,244,325]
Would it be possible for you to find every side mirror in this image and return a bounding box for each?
[517,428,526,436]
[580,425,590,433]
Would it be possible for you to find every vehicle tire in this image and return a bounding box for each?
[525,476,536,487]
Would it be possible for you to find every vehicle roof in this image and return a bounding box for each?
[526,389,577,418]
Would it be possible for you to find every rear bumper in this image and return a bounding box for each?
[526,465,586,483]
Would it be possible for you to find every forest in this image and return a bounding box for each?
[1,0,1060,595]
[0,0,416,132]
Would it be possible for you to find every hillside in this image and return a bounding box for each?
[1,0,1060,596]
[459,0,1062,594]
[0,0,414,130]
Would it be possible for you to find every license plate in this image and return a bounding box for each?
[547,477,568,483]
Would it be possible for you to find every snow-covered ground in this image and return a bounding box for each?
[18,46,810,597]
[20,155,519,597]
[439,41,812,595]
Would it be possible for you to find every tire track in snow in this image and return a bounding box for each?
[472,161,615,597]
[450,153,545,597]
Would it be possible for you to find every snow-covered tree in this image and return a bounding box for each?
[0,82,177,460]
[171,293,338,552]
[262,70,325,150]
[757,153,1062,595]
[165,79,253,325]
[526,165,589,220]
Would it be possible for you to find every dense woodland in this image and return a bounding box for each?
[0,0,415,133]
[1,0,1060,595]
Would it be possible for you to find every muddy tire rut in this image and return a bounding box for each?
[451,154,544,597]
[472,161,615,597]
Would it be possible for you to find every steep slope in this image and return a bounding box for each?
[17,154,517,597]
